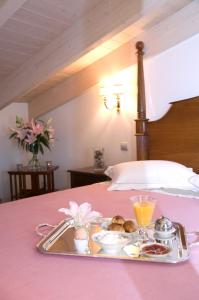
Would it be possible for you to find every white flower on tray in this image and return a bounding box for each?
[58,201,102,227]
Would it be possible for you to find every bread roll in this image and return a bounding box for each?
[107,223,125,232]
[123,220,137,233]
[111,215,125,225]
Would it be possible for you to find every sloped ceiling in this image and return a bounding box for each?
[0,0,198,117]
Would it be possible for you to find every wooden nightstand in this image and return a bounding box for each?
[8,165,59,201]
[67,167,110,188]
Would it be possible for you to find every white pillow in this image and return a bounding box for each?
[189,175,199,189]
[105,160,196,191]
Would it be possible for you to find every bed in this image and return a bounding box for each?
[1,42,199,300]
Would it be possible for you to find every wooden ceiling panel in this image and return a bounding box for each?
[13,9,68,33]
[0,44,30,57]
[0,62,16,72]
[0,0,102,81]
[0,53,27,65]
[36,0,101,20]
[3,19,54,42]
[0,27,47,48]
[22,0,85,24]
[0,39,39,56]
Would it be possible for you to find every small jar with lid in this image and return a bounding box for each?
[154,216,176,238]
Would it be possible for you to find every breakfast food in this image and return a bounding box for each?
[108,223,125,232]
[100,234,127,245]
[123,220,137,233]
[107,216,137,233]
[112,215,125,225]
[141,243,170,256]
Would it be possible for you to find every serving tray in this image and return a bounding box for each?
[36,218,190,264]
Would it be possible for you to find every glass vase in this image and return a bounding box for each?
[28,153,40,169]
[93,147,105,171]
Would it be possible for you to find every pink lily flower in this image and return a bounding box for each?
[25,131,37,144]
[31,118,44,136]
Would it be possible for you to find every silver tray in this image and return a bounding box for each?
[36,218,190,264]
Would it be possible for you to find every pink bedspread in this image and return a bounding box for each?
[1,183,199,300]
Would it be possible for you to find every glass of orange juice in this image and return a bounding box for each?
[130,195,156,240]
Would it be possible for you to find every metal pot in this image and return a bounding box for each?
[155,216,174,233]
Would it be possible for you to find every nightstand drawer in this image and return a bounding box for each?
[68,167,110,188]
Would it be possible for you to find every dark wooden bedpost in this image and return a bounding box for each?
[135,41,149,160]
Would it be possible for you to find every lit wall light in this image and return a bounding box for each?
[100,84,123,112]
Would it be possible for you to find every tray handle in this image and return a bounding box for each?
[186,232,199,247]
[35,223,56,237]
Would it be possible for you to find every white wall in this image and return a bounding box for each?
[144,33,199,121]
[0,103,28,200]
[42,69,137,189]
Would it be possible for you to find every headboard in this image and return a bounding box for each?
[135,41,199,173]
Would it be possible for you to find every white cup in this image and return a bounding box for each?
[74,239,88,253]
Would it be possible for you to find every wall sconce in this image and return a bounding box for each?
[100,84,123,112]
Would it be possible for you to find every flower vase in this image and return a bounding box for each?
[93,148,105,171]
[28,153,40,169]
